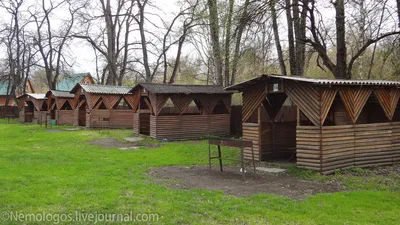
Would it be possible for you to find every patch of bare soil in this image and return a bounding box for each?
[44,128,80,133]
[89,138,161,149]
[148,166,343,200]
[44,129,66,133]
[340,164,400,176]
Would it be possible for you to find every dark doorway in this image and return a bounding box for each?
[24,101,34,123]
[139,96,151,135]
[78,102,87,126]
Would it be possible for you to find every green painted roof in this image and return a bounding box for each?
[0,81,11,95]
[56,72,91,91]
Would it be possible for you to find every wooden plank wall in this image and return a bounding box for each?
[73,108,79,126]
[393,122,400,163]
[242,123,260,161]
[0,106,19,118]
[33,111,38,124]
[133,113,139,135]
[85,109,133,128]
[296,126,322,171]
[33,111,47,124]
[19,108,25,123]
[296,122,400,174]
[150,114,230,140]
[87,109,110,128]
[320,125,355,173]
[353,123,398,168]
[109,110,133,129]
[57,110,75,125]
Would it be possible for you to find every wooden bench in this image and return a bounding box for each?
[208,139,256,180]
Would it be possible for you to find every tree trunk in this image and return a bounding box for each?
[271,0,287,76]
[224,0,234,87]
[208,0,223,85]
[230,0,249,85]
[334,0,348,79]
[297,0,308,76]
[169,35,186,84]
[137,0,152,82]
[397,0,400,27]
[285,0,296,75]
[103,0,117,85]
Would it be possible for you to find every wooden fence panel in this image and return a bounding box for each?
[0,106,19,118]
[88,109,111,128]
[296,126,321,171]
[109,110,133,128]
[297,122,400,174]
[151,114,230,140]
[243,123,260,161]
[57,110,75,125]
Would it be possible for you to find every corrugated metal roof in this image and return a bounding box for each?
[56,72,92,91]
[71,83,132,94]
[0,81,10,95]
[47,90,74,98]
[226,74,400,90]
[131,83,235,94]
[17,93,47,100]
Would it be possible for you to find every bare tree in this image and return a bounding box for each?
[73,0,134,85]
[0,0,36,104]
[29,0,86,89]
[168,0,200,84]
[159,0,200,84]
[304,0,400,79]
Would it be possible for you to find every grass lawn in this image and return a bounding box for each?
[0,122,399,224]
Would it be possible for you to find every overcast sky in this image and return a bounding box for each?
[1,0,398,80]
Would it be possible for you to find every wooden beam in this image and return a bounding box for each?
[242,84,268,123]
[374,88,400,120]
[339,87,372,124]
[155,95,169,116]
[285,81,321,126]
[320,88,337,124]
[102,95,122,110]
[171,94,193,114]
[144,97,154,115]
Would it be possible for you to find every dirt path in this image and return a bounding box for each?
[89,138,161,149]
[149,166,343,200]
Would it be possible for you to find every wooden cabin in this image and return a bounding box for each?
[70,84,136,128]
[129,83,234,140]
[46,90,75,125]
[226,74,400,174]
[1,79,35,106]
[56,72,95,91]
[17,93,48,124]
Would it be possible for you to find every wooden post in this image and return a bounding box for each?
[258,106,262,160]
[218,145,223,172]
[241,147,245,180]
[208,142,211,171]
[138,97,141,135]
[297,107,300,126]
[251,144,256,179]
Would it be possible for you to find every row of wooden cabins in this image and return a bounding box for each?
[17,83,234,140]
[17,74,400,174]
